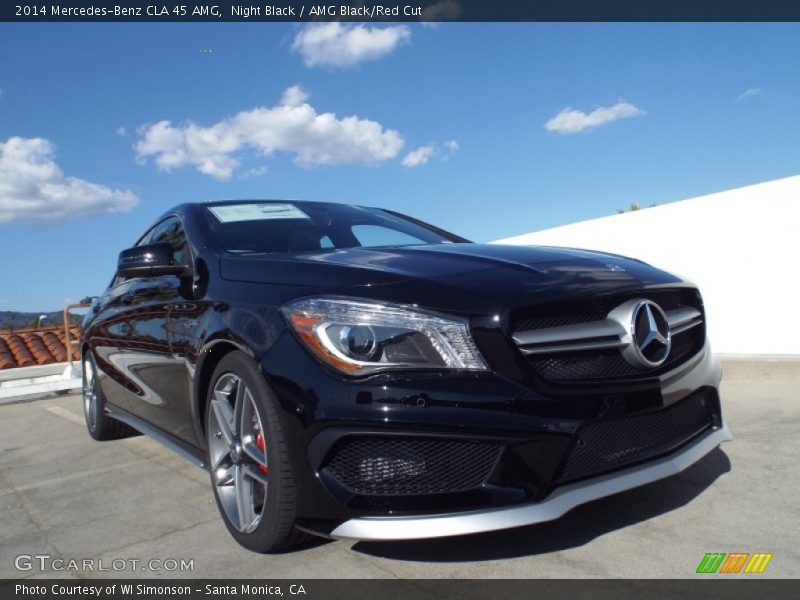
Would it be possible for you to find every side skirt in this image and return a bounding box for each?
[105,406,206,468]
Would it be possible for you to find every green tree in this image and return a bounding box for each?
[617,202,657,214]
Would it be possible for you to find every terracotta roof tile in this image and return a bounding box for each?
[0,338,14,370]
[0,325,81,370]
[42,332,67,362]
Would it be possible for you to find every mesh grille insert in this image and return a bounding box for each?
[528,350,641,381]
[511,288,705,382]
[558,388,716,482]
[511,288,696,332]
[325,436,503,496]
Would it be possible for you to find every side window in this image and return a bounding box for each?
[148,217,189,267]
[136,228,155,247]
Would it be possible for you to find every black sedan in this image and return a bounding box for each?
[81,200,731,552]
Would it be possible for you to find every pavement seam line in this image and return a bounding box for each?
[44,405,85,425]
[88,517,222,559]
[0,459,153,495]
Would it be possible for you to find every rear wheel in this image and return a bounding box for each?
[82,353,139,441]
[206,351,306,552]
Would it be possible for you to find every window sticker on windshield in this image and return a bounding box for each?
[208,203,310,223]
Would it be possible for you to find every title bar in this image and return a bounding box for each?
[4,1,800,22]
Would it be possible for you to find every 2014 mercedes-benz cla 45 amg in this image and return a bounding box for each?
[82,200,731,552]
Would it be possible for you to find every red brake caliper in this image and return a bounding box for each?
[255,430,268,475]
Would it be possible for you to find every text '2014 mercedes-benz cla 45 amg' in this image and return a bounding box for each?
[81,200,731,552]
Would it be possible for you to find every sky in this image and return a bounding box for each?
[1,22,799,310]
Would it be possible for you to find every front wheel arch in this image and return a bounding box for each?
[195,340,253,439]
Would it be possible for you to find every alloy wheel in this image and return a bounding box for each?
[83,358,98,429]
[208,372,269,534]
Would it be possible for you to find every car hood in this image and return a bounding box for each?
[219,243,681,302]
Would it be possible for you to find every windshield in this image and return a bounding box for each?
[202,202,466,255]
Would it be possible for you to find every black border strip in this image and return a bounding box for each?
[1,579,796,600]
[4,1,800,23]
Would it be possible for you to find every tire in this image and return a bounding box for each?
[205,351,307,553]
[82,352,139,441]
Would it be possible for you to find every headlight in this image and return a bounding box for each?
[281,297,488,375]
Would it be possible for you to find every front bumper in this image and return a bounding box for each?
[264,330,727,530]
[329,421,732,540]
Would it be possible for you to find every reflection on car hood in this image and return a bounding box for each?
[219,243,681,294]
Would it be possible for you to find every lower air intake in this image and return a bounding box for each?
[325,436,504,496]
[557,388,717,482]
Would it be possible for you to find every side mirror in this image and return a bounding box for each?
[117,242,187,279]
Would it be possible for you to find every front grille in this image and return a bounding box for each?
[511,288,705,382]
[325,436,503,496]
[528,350,641,381]
[557,388,717,482]
[511,288,696,331]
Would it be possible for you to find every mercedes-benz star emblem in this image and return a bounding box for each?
[629,300,671,368]
[607,298,673,369]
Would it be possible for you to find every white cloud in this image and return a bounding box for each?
[242,165,269,179]
[280,84,309,107]
[736,87,762,101]
[0,136,138,224]
[135,86,405,180]
[544,101,646,135]
[402,144,436,167]
[401,139,459,168]
[116,126,127,137]
[292,23,411,69]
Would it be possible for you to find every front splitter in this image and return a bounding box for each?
[329,423,732,541]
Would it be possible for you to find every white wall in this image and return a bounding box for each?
[494,176,800,355]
